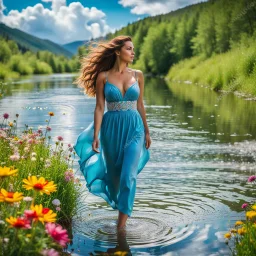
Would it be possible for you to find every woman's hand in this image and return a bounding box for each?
[92,138,100,153]
[145,132,151,149]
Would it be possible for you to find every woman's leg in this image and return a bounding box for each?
[117,134,144,228]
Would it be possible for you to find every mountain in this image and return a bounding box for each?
[62,40,89,54]
[0,23,73,58]
[62,36,106,54]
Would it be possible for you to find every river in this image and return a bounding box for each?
[1,74,256,255]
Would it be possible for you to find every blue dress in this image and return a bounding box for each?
[73,70,150,217]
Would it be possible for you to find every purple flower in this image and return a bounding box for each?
[242,203,248,209]
[248,175,256,182]
[57,136,63,141]
[3,113,9,119]
[46,126,52,131]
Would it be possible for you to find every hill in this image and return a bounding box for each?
[0,23,73,58]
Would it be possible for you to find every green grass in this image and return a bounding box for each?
[167,43,256,96]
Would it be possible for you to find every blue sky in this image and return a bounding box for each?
[2,0,147,30]
[0,0,205,44]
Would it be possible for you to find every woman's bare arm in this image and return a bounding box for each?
[93,72,105,140]
[136,70,150,135]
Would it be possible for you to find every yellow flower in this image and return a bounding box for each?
[235,221,244,226]
[6,216,30,229]
[230,229,237,234]
[30,204,56,223]
[0,192,4,202]
[246,211,256,219]
[48,112,54,116]
[224,233,231,239]
[252,205,256,211]
[0,188,23,203]
[0,166,18,177]
[237,227,246,235]
[22,176,57,195]
[9,122,13,127]
[13,137,19,141]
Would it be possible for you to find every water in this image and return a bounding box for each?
[1,74,256,255]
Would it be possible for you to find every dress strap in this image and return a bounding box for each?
[134,70,138,81]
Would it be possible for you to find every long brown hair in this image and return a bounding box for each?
[73,35,132,97]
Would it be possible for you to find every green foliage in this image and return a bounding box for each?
[108,0,256,75]
[0,40,12,63]
[136,23,173,74]
[167,42,256,96]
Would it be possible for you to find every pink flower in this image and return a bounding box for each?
[41,248,59,256]
[3,113,9,119]
[242,203,248,209]
[10,154,20,161]
[45,223,69,247]
[57,136,63,141]
[248,175,256,182]
[46,126,52,131]
[56,207,61,211]
[68,143,71,147]
[64,170,74,182]
[37,129,43,134]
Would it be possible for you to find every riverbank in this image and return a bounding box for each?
[166,41,256,100]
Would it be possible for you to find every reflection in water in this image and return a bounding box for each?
[1,74,256,255]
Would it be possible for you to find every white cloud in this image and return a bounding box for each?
[0,0,113,44]
[118,0,205,16]
[0,0,5,20]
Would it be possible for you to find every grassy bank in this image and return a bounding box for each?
[166,40,256,98]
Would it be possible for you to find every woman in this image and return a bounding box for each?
[73,35,151,230]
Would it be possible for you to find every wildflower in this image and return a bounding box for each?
[45,222,69,247]
[64,169,74,182]
[224,233,231,239]
[9,122,13,127]
[230,228,237,233]
[23,196,33,202]
[22,176,57,195]
[3,238,9,243]
[6,216,31,229]
[242,203,248,209]
[9,154,20,161]
[248,175,256,182]
[48,112,54,116]
[31,152,37,157]
[52,199,61,206]
[56,207,61,211]
[0,189,23,203]
[41,249,59,256]
[31,157,37,161]
[46,126,51,131]
[237,227,246,235]
[0,166,18,177]
[252,204,256,211]
[3,113,9,119]
[25,204,57,223]
[57,136,63,141]
[68,143,71,147]
[235,221,244,226]
[246,211,256,219]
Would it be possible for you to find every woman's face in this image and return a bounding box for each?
[119,41,135,63]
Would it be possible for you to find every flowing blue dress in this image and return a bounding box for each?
[73,70,150,217]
